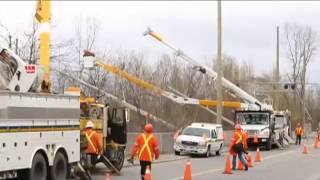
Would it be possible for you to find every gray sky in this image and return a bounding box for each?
[0,1,319,83]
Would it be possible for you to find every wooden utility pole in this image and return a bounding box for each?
[275,26,280,110]
[217,0,223,124]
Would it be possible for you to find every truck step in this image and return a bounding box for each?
[99,155,121,175]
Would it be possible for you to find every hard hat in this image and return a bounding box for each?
[235,124,241,130]
[86,121,94,128]
[144,123,153,133]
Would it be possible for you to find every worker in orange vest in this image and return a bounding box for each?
[128,124,160,180]
[84,121,103,168]
[295,123,303,145]
[229,124,248,171]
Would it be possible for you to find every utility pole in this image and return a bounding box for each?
[216,0,223,124]
[275,26,280,110]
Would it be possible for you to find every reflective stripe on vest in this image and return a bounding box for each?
[138,134,153,161]
[235,132,243,144]
[85,131,97,153]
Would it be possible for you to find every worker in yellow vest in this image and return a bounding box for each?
[128,124,160,180]
[295,123,303,145]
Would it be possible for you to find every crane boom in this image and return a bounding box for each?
[143,28,273,111]
[83,50,245,110]
[35,0,51,92]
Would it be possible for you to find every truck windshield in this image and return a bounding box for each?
[181,127,210,137]
[237,113,269,125]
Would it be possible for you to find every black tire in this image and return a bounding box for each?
[50,152,68,180]
[266,139,272,151]
[216,144,222,156]
[205,146,211,157]
[20,152,47,180]
[174,151,180,156]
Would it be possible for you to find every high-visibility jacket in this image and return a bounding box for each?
[84,129,103,154]
[295,127,303,136]
[228,130,247,154]
[131,133,160,162]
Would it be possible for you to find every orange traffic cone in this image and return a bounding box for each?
[237,160,244,170]
[223,155,232,174]
[144,166,151,180]
[313,139,318,149]
[253,134,259,144]
[246,154,253,167]
[184,160,192,180]
[105,173,111,180]
[303,144,308,154]
[254,148,261,162]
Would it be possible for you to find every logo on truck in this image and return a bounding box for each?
[25,65,36,74]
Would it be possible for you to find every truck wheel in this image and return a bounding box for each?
[50,152,68,180]
[174,151,180,156]
[266,139,272,151]
[29,153,47,180]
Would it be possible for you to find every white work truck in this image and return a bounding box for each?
[174,123,224,157]
[0,46,81,180]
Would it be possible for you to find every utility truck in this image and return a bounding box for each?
[143,28,293,150]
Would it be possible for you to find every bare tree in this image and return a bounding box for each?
[284,23,317,124]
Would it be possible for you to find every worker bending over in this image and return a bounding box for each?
[295,123,303,145]
[229,124,248,171]
[129,124,160,180]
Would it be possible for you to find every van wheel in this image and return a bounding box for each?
[50,152,68,180]
[22,153,47,180]
[205,146,211,157]
[175,151,180,156]
[216,144,222,156]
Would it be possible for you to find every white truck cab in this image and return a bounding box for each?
[174,123,224,157]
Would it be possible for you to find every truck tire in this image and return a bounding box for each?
[50,152,68,180]
[265,139,272,151]
[27,152,47,180]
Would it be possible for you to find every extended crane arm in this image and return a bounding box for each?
[83,50,244,109]
[143,28,273,111]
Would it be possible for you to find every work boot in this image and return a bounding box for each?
[244,165,248,171]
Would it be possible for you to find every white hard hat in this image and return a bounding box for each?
[85,121,94,128]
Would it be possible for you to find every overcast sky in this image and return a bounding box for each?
[0,1,319,83]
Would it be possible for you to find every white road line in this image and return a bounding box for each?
[170,150,296,180]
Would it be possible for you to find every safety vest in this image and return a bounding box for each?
[138,134,153,161]
[235,132,243,144]
[295,127,303,135]
[85,131,97,154]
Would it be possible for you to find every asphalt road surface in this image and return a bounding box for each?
[89,143,320,180]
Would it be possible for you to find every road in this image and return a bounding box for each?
[89,143,320,180]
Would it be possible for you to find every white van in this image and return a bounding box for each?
[174,123,224,157]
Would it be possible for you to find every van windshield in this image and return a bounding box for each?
[181,127,210,137]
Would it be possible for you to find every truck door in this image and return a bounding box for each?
[108,108,127,145]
